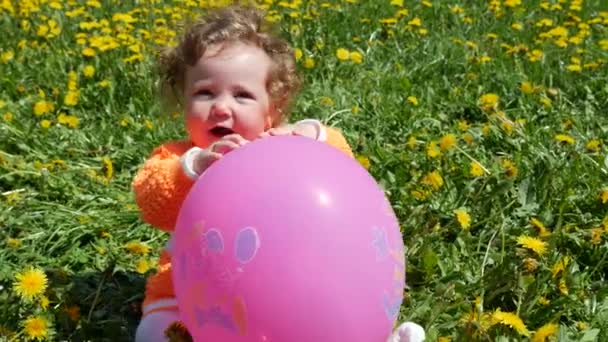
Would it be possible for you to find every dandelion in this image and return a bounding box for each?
[517,235,547,256]
[422,170,444,190]
[501,159,518,178]
[454,208,471,230]
[491,310,530,336]
[6,237,21,248]
[520,81,535,94]
[57,113,80,128]
[13,267,48,301]
[64,91,79,106]
[426,141,441,158]
[294,48,303,61]
[136,259,151,274]
[551,256,570,278]
[83,65,95,77]
[406,96,418,106]
[558,277,568,295]
[39,296,50,310]
[600,188,608,204]
[349,51,363,64]
[530,218,551,237]
[512,22,524,30]
[532,323,558,342]
[408,17,422,27]
[470,161,485,177]
[439,134,457,151]
[125,241,150,255]
[82,47,96,57]
[406,136,417,149]
[539,96,552,108]
[40,120,52,129]
[33,101,54,116]
[356,155,371,169]
[3,112,13,122]
[303,57,315,69]
[1,50,14,63]
[462,133,474,145]
[585,139,601,152]
[336,48,350,61]
[538,297,550,306]
[528,49,543,62]
[23,316,50,341]
[591,228,602,245]
[524,258,539,272]
[479,93,499,112]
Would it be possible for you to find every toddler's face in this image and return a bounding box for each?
[184,42,273,148]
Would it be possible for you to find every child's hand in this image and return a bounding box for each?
[258,121,320,140]
[192,134,248,174]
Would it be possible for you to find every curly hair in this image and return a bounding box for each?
[158,5,301,124]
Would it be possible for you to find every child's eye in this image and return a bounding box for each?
[235,91,254,100]
[195,89,213,97]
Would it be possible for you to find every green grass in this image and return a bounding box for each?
[1,0,608,341]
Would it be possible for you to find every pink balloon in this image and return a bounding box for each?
[172,136,405,342]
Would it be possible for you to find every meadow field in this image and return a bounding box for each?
[1,0,608,341]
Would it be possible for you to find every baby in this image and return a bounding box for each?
[132,5,424,342]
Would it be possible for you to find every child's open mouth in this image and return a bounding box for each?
[209,126,234,138]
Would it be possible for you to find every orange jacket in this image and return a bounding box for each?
[133,127,354,314]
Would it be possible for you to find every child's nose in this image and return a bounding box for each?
[209,100,231,120]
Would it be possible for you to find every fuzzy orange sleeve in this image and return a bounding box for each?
[132,141,195,232]
[324,126,354,158]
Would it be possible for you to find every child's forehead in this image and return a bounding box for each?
[201,41,270,63]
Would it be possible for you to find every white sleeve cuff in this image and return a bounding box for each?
[180,146,204,180]
[294,119,327,142]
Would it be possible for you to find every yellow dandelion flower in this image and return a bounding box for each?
[82,47,96,57]
[558,277,568,295]
[39,295,50,310]
[554,134,574,145]
[426,141,441,158]
[303,57,315,69]
[538,297,550,306]
[294,48,303,61]
[40,120,52,129]
[528,49,544,62]
[13,267,48,301]
[520,81,535,94]
[517,235,547,256]
[349,51,363,64]
[98,79,110,88]
[58,113,80,128]
[406,136,417,149]
[454,208,471,230]
[136,259,151,274]
[1,50,14,63]
[336,48,350,61]
[408,17,422,27]
[539,96,552,108]
[470,161,485,177]
[530,218,551,237]
[512,22,524,30]
[532,323,558,342]
[479,93,499,112]
[125,241,150,255]
[411,189,430,201]
[3,112,13,122]
[491,310,529,336]
[102,157,113,180]
[439,134,457,151]
[23,316,49,341]
[551,256,570,278]
[457,120,470,131]
[33,101,54,116]
[407,96,418,106]
[422,170,444,190]
[591,228,602,245]
[83,65,95,77]
[600,188,608,204]
[585,139,601,152]
[64,91,80,106]
[356,155,371,170]
[462,133,474,145]
[576,321,588,331]
[6,237,21,249]
[501,159,518,178]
